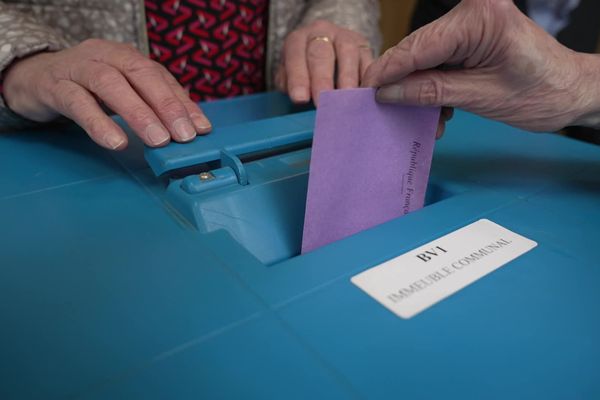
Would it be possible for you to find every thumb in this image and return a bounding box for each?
[375,69,485,109]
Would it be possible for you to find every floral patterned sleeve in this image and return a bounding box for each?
[0,2,70,130]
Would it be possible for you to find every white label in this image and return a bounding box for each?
[351,219,537,319]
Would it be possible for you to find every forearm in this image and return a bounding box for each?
[301,0,382,54]
[570,52,600,130]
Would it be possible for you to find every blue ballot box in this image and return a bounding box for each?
[1,92,599,399]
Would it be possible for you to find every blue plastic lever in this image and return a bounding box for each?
[220,150,248,186]
[144,110,315,176]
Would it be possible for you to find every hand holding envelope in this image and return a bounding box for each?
[301,88,440,253]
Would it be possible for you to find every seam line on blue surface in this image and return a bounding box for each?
[196,243,365,399]
[0,173,120,201]
[71,311,265,400]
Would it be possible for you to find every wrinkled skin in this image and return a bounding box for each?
[3,20,370,150]
[363,0,600,133]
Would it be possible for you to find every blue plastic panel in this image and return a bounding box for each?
[145,111,315,176]
[1,92,599,399]
[81,314,354,400]
[0,123,123,198]
[0,174,262,399]
[144,91,314,176]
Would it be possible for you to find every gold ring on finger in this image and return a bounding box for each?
[308,36,332,45]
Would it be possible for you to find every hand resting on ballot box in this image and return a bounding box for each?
[2,20,372,151]
[2,39,212,150]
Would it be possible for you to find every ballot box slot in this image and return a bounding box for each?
[162,146,459,266]
[237,140,311,164]
[162,140,313,184]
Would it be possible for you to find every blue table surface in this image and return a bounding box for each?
[1,92,599,399]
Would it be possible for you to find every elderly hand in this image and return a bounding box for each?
[363,0,600,133]
[3,39,212,150]
[276,19,374,106]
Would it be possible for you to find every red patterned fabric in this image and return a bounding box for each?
[145,0,268,102]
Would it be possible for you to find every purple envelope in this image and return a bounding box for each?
[301,88,440,253]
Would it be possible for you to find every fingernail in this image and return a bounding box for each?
[145,123,170,146]
[376,85,403,103]
[291,87,309,103]
[190,113,212,134]
[104,134,126,150]
[173,118,197,142]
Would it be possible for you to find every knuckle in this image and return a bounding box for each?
[55,84,85,112]
[395,33,416,55]
[417,77,444,105]
[89,69,121,93]
[307,44,334,60]
[127,105,155,126]
[156,96,186,117]
[288,73,308,86]
[82,115,107,137]
[60,93,82,114]
[122,55,158,75]
[337,41,358,56]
